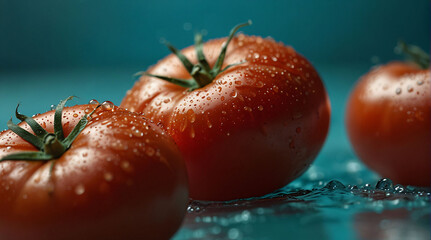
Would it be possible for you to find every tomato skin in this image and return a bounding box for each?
[0,105,188,240]
[346,62,431,186]
[121,35,331,200]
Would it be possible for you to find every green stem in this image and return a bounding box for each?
[43,134,66,158]
[396,41,430,69]
[141,21,251,91]
[1,97,98,162]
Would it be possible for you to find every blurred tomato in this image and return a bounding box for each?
[346,61,430,186]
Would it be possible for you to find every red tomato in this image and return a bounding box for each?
[121,25,330,201]
[346,62,431,186]
[0,100,188,240]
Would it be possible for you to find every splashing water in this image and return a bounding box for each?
[173,158,430,240]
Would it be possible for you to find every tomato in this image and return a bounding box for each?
[0,99,188,240]
[346,61,430,186]
[121,23,330,201]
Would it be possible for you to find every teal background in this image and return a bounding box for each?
[0,0,429,125]
[0,1,430,240]
[0,0,429,70]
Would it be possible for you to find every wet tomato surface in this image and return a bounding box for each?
[0,101,188,240]
[346,62,430,186]
[121,29,331,200]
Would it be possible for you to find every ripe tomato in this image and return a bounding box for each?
[346,62,430,186]
[121,23,330,200]
[0,99,188,240]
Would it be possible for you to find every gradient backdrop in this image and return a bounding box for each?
[0,1,429,239]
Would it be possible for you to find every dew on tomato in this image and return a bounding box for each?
[0,98,189,240]
[88,99,99,105]
[121,23,330,201]
[395,88,402,95]
[346,61,430,186]
[74,184,85,195]
[101,100,115,110]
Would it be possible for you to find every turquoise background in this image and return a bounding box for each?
[1,0,429,70]
[0,0,429,125]
[0,1,430,240]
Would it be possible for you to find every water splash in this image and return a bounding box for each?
[175,178,430,240]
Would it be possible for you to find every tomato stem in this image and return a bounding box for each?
[0,97,100,162]
[138,20,252,91]
[43,134,66,158]
[395,41,430,69]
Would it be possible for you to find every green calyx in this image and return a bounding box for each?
[0,96,99,162]
[136,20,252,91]
[395,41,430,69]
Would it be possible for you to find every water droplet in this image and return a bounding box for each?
[253,53,260,59]
[132,129,143,137]
[75,184,85,195]
[395,88,402,95]
[104,172,113,182]
[101,101,114,110]
[363,183,373,191]
[407,85,414,92]
[6,146,11,150]
[205,116,213,129]
[89,99,99,105]
[190,127,195,138]
[146,147,155,157]
[272,57,278,62]
[180,119,187,132]
[187,109,196,123]
[256,81,264,88]
[375,178,393,191]
[394,184,405,193]
[324,180,346,190]
[111,141,127,150]
[257,105,264,111]
[50,105,56,110]
[230,91,238,98]
[417,80,424,85]
[121,161,131,171]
